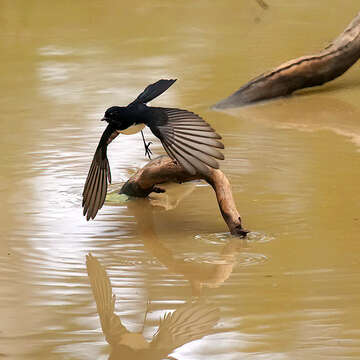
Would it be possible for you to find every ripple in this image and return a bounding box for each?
[183,252,268,267]
[195,231,274,245]
[246,231,275,243]
[184,253,235,265]
[194,232,234,245]
[235,252,269,267]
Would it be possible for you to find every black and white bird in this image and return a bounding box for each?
[82,79,224,220]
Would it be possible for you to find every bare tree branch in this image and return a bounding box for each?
[120,156,248,237]
[214,11,360,108]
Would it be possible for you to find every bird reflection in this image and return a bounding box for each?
[86,253,220,360]
[126,193,247,296]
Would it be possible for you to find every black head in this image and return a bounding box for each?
[101,106,126,122]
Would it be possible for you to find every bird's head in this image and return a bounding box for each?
[101,106,126,123]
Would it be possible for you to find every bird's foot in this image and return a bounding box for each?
[144,141,153,160]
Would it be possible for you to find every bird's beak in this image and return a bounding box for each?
[101,117,108,121]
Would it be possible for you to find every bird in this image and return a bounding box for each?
[82,79,224,220]
[86,253,220,360]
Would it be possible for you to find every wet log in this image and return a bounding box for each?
[120,155,248,237]
[213,12,360,109]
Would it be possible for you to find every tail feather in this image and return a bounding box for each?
[133,79,177,104]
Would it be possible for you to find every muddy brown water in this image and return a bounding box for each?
[1,1,360,359]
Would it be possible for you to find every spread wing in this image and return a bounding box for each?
[148,108,224,175]
[82,124,118,220]
[86,254,129,345]
[150,303,220,352]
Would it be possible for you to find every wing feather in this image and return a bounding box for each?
[82,124,118,220]
[86,254,128,345]
[92,168,104,220]
[83,166,100,214]
[84,166,100,217]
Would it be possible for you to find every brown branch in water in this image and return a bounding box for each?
[120,155,248,237]
[214,11,360,108]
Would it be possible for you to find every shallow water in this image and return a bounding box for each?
[1,1,360,359]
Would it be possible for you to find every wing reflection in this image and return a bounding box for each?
[86,254,220,360]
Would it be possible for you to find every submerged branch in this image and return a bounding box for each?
[214,11,360,108]
[120,155,248,237]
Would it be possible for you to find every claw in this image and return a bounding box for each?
[141,130,153,160]
[144,141,153,160]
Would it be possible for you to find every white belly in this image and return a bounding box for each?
[118,123,145,135]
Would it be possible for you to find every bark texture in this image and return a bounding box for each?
[213,12,360,109]
[120,155,248,237]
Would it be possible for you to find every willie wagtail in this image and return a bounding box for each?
[82,79,224,220]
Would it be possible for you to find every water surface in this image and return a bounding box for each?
[1,1,360,359]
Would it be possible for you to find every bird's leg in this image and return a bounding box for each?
[141,130,152,160]
[141,299,151,333]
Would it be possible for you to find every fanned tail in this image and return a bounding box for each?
[133,79,177,104]
[149,108,224,176]
[151,303,220,350]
